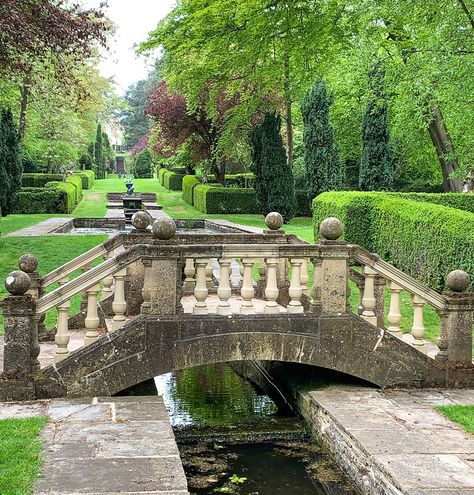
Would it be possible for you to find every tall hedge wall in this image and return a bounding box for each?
[388,192,474,214]
[183,175,201,205]
[66,175,82,202]
[193,185,259,214]
[14,187,64,214]
[163,171,185,190]
[158,167,167,185]
[74,170,95,189]
[22,173,62,187]
[313,191,474,290]
[45,181,77,213]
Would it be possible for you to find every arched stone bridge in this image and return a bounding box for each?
[1,218,474,401]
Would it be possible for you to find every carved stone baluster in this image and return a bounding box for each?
[80,261,93,310]
[101,251,114,301]
[240,258,255,315]
[55,276,70,362]
[264,258,279,314]
[183,258,196,293]
[300,259,309,296]
[84,283,100,346]
[411,294,426,352]
[361,266,377,325]
[194,259,209,315]
[387,282,402,336]
[205,260,214,289]
[112,269,127,331]
[141,258,152,314]
[310,257,322,314]
[288,259,304,314]
[217,259,232,316]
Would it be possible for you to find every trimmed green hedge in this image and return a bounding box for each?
[193,184,259,214]
[388,192,474,215]
[183,175,201,205]
[74,170,95,189]
[163,170,185,190]
[21,173,62,188]
[66,175,82,203]
[313,191,474,290]
[295,189,311,217]
[14,187,63,214]
[158,167,167,185]
[45,181,77,213]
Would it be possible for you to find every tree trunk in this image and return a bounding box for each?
[427,106,462,192]
[283,54,294,168]
[19,82,29,142]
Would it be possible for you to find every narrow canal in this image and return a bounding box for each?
[150,363,359,495]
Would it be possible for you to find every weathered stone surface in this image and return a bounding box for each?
[319,216,344,240]
[265,212,284,231]
[131,210,151,230]
[152,215,176,240]
[5,270,31,295]
[18,253,38,273]
[447,269,471,292]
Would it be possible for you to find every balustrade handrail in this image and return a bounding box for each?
[352,246,446,311]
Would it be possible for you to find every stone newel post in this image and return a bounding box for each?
[437,270,474,364]
[318,217,351,315]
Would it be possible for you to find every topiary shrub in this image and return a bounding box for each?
[224,173,255,188]
[134,149,152,178]
[22,173,62,188]
[388,192,474,214]
[74,170,95,189]
[158,167,167,185]
[313,191,474,290]
[193,185,259,214]
[45,181,77,213]
[14,187,62,214]
[163,171,185,190]
[66,175,82,203]
[182,175,201,205]
[295,189,312,217]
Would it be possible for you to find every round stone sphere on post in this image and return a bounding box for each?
[446,270,471,293]
[319,217,344,241]
[18,253,38,273]
[152,215,177,240]
[5,270,31,295]
[131,210,151,231]
[265,212,284,231]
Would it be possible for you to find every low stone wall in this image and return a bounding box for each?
[107,192,157,201]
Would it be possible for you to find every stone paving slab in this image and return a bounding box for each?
[6,217,71,237]
[302,385,474,494]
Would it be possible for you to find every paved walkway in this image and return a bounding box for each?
[0,397,189,495]
[302,385,474,495]
[6,217,72,237]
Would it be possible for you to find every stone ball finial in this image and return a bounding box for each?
[152,215,177,240]
[18,254,38,273]
[265,212,284,231]
[5,270,31,295]
[446,270,471,292]
[319,217,344,240]
[131,210,151,231]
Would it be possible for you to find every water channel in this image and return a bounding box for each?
[131,363,360,495]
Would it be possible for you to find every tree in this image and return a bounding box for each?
[0,108,21,215]
[359,64,394,191]
[301,80,344,202]
[94,123,104,179]
[253,112,295,222]
[134,149,152,178]
[250,123,265,210]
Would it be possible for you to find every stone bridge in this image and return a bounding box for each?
[1,216,474,401]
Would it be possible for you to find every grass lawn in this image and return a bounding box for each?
[0,417,48,495]
[436,405,474,435]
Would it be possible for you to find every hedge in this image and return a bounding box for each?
[14,187,63,214]
[45,181,77,213]
[66,175,82,203]
[193,184,259,214]
[295,189,311,217]
[183,175,201,205]
[163,170,185,190]
[158,167,167,185]
[313,191,474,290]
[388,192,474,215]
[74,170,95,189]
[21,173,62,188]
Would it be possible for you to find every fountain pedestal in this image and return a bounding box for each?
[122,196,143,225]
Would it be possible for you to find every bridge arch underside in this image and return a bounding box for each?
[39,314,462,398]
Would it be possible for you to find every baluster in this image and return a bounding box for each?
[205,260,214,289]
[310,257,322,313]
[217,259,232,316]
[80,261,93,309]
[84,283,100,346]
[55,276,70,363]
[361,266,377,325]
[141,258,152,314]
[101,251,114,301]
[193,259,209,315]
[112,269,127,331]
[264,257,279,314]
[288,258,304,313]
[411,294,426,352]
[183,258,196,292]
[387,281,402,336]
[240,258,255,315]
[300,259,309,296]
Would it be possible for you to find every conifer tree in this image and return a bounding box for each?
[0,109,21,215]
[250,123,266,210]
[359,64,394,190]
[94,123,104,179]
[301,79,344,203]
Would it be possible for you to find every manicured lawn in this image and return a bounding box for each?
[0,417,48,495]
[0,214,69,235]
[436,405,474,435]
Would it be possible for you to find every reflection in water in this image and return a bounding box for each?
[155,363,278,427]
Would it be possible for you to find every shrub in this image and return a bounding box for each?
[388,192,474,214]
[134,149,152,178]
[224,173,255,188]
[14,187,63,214]
[74,170,95,190]
[158,167,167,185]
[21,173,62,188]
[66,175,82,203]
[194,185,259,214]
[295,189,312,217]
[313,191,474,290]
[45,181,76,213]
[183,175,201,205]
[163,170,185,190]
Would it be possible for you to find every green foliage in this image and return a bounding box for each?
[134,149,153,178]
[0,108,21,216]
[74,170,95,190]
[301,80,344,202]
[14,187,64,214]
[436,406,474,435]
[295,189,312,217]
[359,64,394,191]
[94,123,104,179]
[158,167,167,185]
[253,113,296,222]
[193,185,259,214]
[182,175,200,205]
[224,173,254,188]
[388,192,474,214]
[45,181,77,213]
[21,173,62,188]
[163,170,185,190]
[313,191,474,290]
[65,175,82,203]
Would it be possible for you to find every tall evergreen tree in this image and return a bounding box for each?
[0,109,21,216]
[94,123,104,179]
[258,112,296,222]
[250,123,266,210]
[359,64,394,191]
[301,79,344,203]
